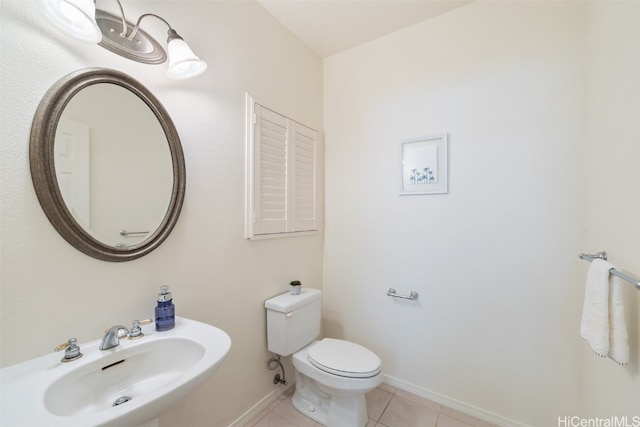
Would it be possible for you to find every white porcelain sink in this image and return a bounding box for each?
[0,317,231,427]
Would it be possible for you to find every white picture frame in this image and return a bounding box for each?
[399,134,448,195]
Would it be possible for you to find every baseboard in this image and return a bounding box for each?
[227,385,290,427]
[382,374,529,427]
[228,375,527,427]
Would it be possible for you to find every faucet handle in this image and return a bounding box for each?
[128,319,153,340]
[55,338,83,362]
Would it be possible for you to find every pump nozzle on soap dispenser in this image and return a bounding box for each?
[155,286,175,331]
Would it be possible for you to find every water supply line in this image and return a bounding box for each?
[267,356,287,386]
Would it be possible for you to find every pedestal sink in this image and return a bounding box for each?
[0,316,231,427]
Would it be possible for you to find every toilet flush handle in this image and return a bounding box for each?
[286,311,293,318]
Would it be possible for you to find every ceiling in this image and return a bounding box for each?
[256,0,474,58]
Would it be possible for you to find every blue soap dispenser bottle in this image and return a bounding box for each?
[155,286,175,331]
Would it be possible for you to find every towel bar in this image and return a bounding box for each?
[120,229,150,237]
[387,288,419,300]
[579,251,640,290]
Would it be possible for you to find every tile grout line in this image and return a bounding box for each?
[434,411,443,427]
[374,389,396,425]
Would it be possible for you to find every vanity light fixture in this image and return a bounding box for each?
[40,0,207,80]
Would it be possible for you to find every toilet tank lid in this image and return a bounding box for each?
[265,288,321,312]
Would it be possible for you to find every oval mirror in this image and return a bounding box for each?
[30,68,186,262]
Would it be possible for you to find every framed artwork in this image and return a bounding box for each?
[399,134,448,195]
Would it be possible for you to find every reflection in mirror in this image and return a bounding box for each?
[56,83,173,247]
[30,68,185,262]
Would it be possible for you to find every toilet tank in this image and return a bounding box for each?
[265,288,321,356]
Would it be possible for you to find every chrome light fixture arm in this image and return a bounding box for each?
[113,0,128,37]
[127,13,173,41]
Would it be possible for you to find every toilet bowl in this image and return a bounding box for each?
[265,289,383,427]
[291,339,382,427]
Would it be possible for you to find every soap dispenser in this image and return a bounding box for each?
[155,286,175,331]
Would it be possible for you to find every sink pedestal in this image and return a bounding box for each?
[137,418,159,427]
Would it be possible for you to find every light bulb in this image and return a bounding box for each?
[166,34,207,80]
[40,0,101,43]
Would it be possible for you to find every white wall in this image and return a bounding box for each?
[581,0,640,419]
[323,1,638,426]
[0,1,323,426]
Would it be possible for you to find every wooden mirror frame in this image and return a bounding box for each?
[29,68,186,262]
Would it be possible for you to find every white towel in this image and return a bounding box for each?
[580,259,629,365]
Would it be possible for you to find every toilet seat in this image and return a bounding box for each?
[308,338,381,378]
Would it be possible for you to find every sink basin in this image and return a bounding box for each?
[0,317,231,427]
[45,338,206,417]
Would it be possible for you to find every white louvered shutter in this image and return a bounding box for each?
[254,105,288,235]
[248,97,318,238]
[291,122,317,232]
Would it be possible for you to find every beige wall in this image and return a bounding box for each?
[0,1,323,426]
[323,1,638,426]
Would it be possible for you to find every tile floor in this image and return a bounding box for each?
[245,383,499,427]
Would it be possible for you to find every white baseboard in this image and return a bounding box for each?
[228,375,527,427]
[382,374,529,427]
[227,386,290,427]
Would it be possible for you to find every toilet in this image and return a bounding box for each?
[265,288,382,427]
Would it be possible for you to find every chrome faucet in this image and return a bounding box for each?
[99,325,130,350]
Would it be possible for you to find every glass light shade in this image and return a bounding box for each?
[40,0,101,43]
[166,38,207,80]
